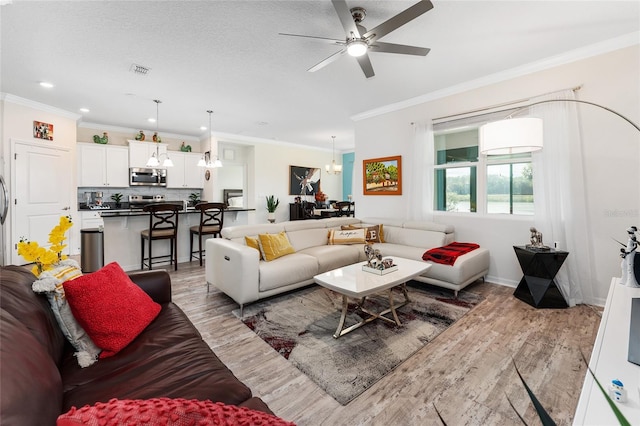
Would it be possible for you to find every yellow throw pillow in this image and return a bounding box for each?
[244,236,263,260]
[328,228,367,245]
[257,232,295,261]
[341,224,384,243]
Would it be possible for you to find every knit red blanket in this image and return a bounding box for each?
[422,242,480,266]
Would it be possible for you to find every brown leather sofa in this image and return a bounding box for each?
[0,265,274,425]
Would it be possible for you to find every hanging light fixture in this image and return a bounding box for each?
[146,99,173,167]
[198,110,222,168]
[325,135,342,175]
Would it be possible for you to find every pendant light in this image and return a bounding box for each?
[198,110,222,168]
[146,99,173,167]
[325,136,342,175]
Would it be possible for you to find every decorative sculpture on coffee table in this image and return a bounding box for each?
[619,225,639,288]
[364,244,395,271]
[526,227,550,251]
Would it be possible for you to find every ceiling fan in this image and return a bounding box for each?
[280,0,433,78]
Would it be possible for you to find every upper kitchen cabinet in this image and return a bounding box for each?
[167,151,204,188]
[128,140,168,168]
[77,143,129,187]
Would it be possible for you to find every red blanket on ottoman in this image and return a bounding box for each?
[422,242,480,266]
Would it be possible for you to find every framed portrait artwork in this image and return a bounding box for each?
[289,166,321,196]
[363,155,402,195]
[33,121,54,141]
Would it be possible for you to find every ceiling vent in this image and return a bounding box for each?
[129,64,151,75]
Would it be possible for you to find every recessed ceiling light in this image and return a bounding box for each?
[258,121,269,126]
[148,118,156,123]
[39,81,54,88]
[79,108,90,113]
[200,126,207,131]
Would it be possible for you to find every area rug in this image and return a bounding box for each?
[234,283,483,405]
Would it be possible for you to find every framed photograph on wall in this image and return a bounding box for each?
[363,155,402,195]
[289,166,321,195]
[33,121,54,141]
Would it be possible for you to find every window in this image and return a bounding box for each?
[433,126,534,215]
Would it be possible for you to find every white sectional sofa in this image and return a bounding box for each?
[205,217,490,315]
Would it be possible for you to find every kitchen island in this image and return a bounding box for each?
[92,206,254,271]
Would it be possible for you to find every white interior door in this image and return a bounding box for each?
[11,141,71,265]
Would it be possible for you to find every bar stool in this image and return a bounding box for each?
[190,202,225,266]
[140,203,180,271]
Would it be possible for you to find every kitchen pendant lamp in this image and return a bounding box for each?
[325,136,342,175]
[146,99,173,167]
[198,110,222,168]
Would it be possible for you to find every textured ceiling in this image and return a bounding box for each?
[1,1,638,150]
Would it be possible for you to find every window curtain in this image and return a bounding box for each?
[530,90,593,306]
[408,121,434,221]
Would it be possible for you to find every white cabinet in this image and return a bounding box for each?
[77,143,129,187]
[127,140,168,168]
[166,152,204,188]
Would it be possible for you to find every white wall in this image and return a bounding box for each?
[354,45,640,305]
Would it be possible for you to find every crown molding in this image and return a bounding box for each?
[351,31,640,122]
[1,93,81,120]
[211,131,332,152]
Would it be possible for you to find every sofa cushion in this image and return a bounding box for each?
[287,227,330,251]
[424,248,490,285]
[1,309,63,426]
[366,243,427,263]
[60,303,254,412]
[57,397,295,426]
[32,260,101,368]
[382,226,446,249]
[258,232,296,261]
[259,253,318,292]
[0,265,66,364]
[299,245,361,273]
[63,262,161,358]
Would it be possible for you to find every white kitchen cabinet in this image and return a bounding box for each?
[166,151,204,188]
[127,140,168,168]
[77,143,129,187]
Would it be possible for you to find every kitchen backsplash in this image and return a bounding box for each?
[77,187,201,206]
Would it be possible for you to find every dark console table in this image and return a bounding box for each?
[513,245,569,308]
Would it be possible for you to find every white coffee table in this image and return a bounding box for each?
[313,258,431,338]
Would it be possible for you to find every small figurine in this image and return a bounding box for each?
[608,379,627,403]
[135,130,145,141]
[526,227,549,251]
[180,142,192,152]
[152,132,161,143]
[620,226,639,288]
[364,244,394,270]
[92,132,108,144]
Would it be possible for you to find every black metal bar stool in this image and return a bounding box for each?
[140,203,180,271]
[190,202,225,266]
[335,201,355,217]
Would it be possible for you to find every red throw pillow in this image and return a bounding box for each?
[57,397,296,426]
[63,262,161,358]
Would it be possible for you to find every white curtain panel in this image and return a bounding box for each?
[408,121,434,221]
[531,90,594,306]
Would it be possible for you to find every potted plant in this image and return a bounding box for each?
[189,192,201,207]
[110,192,123,208]
[266,195,279,223]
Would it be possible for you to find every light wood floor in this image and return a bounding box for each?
[157,261,602,426]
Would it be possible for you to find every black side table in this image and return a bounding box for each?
[513,246,569,308]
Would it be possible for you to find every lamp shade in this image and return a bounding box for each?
[479,117,543,155]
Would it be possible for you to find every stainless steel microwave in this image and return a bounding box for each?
[129,168,167,187]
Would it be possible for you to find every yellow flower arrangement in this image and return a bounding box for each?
[17,215,73,276]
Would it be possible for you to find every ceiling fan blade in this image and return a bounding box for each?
[363,0,433,42]
[369,41,430,56]
[332,0,361,38]
[308,49,347,73]
[279,33,345,45]
[356,53,375,79]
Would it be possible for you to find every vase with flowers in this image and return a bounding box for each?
[17,215,73,277]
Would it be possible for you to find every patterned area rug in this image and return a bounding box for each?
[235,283,484,405]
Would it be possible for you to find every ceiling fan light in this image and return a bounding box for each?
[347,40,367,57]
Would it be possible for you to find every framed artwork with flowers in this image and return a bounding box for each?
[33,120,54,141]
